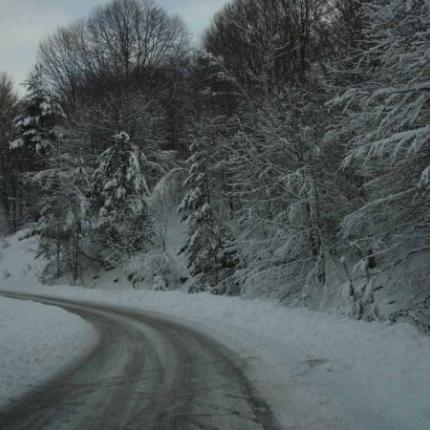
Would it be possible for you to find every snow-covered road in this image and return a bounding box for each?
[1,285,430,430]
[0,293,280,430]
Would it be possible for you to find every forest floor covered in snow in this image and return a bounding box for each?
[1,232,430,429]
[0,295,96,410]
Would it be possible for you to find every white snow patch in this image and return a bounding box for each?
[0,230,46,284]
[0,295,97,409]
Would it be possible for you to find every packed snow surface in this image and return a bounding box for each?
[0,295,96,409]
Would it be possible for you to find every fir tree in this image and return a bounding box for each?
[7,66,65,232]
[179,125,239,294]
[10,65,64,161]
[91,131,151,265]
[8,65,70,279]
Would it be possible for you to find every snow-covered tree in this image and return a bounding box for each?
[36,168,68,279]
[224,88,343,301]
[179,121,239,294]
[10,65,64,159]
[8,66,71,278]
[337,1,429,171]
[6,66,65,232]
[0,73,19,232]
[91,131,151,265]
[33,147,91,282]
[333,0,430,321]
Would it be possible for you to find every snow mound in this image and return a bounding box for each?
[0,296,96,409]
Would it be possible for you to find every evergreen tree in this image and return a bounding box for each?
[8,66,65,231]
[11,65,64,160]
[0,73,19,232]
[7,66,72,279]
[91,131,151,266]
[179,122,239,294]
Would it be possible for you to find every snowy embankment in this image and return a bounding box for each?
[0,296,96,410]
[1,283,429,430]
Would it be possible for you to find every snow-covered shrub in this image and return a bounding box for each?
[39,259,67,284]
[125,250,182,290]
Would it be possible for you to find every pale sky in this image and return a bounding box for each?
[0,0,227,92]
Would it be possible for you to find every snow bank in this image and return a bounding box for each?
[0,231,45,285]
[0,296,96,409]
[2,283,429,430]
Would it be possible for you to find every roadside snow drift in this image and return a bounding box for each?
[0,296,96,409]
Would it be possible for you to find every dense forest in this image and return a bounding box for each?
[0,0,429,329]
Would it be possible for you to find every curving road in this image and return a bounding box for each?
[0,294,281,430]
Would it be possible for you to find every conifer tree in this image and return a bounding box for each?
[91,131,151,265]
[179,122,239,293]
[11,65,64,161]
[8,65,70,279]
[0,73,19,232]
[8,66,65,231]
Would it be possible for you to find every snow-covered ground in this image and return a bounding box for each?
[0,295,97,409]
[1,231,430,429]
[1,282,429,430]
[0,231,46,284]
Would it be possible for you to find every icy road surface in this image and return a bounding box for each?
[0,294,280,430]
